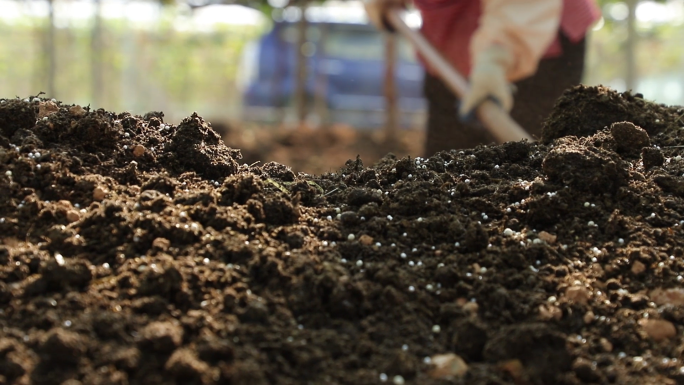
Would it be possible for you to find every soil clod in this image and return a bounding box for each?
[2,88,684,384]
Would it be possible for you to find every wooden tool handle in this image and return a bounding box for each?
[385,9,533,143]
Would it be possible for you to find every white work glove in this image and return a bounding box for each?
[459,45,515,119]
[363,0,406,32]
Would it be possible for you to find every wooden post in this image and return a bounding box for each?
[314,23,329,129]
[625,0,637,91]
[46,0,56,98]
[294,4,309,125]
[383,32,398,143]
[91,0,103,108]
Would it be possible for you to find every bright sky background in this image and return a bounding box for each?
[0,0,266,29]
[1,0,680,31]
[0,0,682,104]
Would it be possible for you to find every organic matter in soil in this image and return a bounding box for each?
[2,86,684,384]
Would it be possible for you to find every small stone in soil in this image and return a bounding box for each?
[565,286,591,305]
[639,319,676,342]
[66,210,80,223]
[428,353,468,379]
[93,186,107,201]
[132,144,146,157]
[631,260,646,275]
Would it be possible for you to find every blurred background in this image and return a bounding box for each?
[1,0,683,173]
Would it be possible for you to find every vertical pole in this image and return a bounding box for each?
[91,0,103,108]
[314,23,329,128]
[625,0,637,91]
[383,33,398,143]
[121,1,137,112]
[294,4,309,125]
[47,0,56,98]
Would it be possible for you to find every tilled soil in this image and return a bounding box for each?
[2,86,684,385]
[220,123,424,176]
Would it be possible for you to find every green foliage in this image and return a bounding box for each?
[0,9,264,122]
[584,0,684,103]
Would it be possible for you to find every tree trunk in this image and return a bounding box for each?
[121,3,138,112]
[294,4,309,125]
[314,23,329,129]
[91,0,103,108]
[383,33,398,144]
[625,0,637,91]
[46,0,56,98]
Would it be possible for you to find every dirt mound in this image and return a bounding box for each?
[541,85,683,143]
[2,86,684,384]
[224,123,424,175]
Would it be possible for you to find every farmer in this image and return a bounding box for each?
[365,0,601,156]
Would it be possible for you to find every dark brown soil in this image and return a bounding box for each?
[220,123,424,176]
[2,86,684,385]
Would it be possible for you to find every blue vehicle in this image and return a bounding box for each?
[238,12,426,129]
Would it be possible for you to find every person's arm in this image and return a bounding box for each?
[471,0,562,81]
[460,0,562,117]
